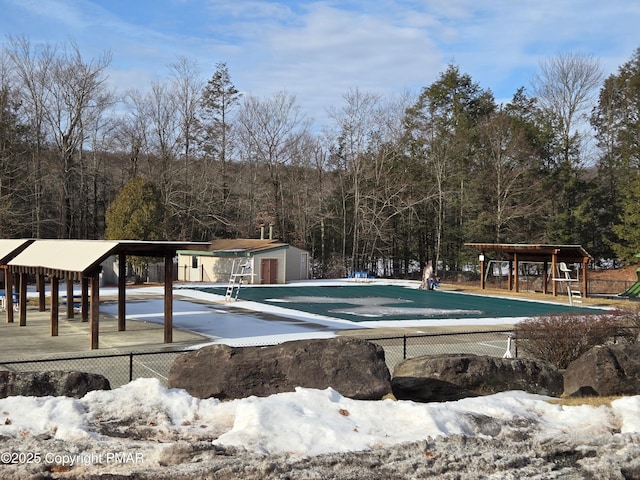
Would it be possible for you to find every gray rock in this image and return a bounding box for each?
[168,337,392,400]
[0,370,111,398]
[392,354,563,402]
[564,343,640,397]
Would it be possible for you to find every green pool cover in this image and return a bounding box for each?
[196,285,604,323]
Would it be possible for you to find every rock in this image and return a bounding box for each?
[168,337,392,400]
[0,371,111,398]
[391,354,563,402]
[564,343,640,397]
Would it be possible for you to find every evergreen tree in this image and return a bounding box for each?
[612,173,640,262]
[404,65,495,270]
[593,48,640,262]
[105,176,167,241]
[0,83,32,236]
[199,61,241,162]
[198,61,242,237]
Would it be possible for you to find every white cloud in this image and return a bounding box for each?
[1,0,638,129]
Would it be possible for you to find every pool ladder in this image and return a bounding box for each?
[225,259,252,301]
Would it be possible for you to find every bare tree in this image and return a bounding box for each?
[169,56,203,167]
[532,52,603,167]
[167,56,206,239]
[47,43,113,237]
[236,91,311,241]
[6,36,55,237]
[82,110,120,239]
[326,88,381,273]
[8,37,113,238]
[474,109,542,243]
[117,89,151,180]
[532,52,603,243]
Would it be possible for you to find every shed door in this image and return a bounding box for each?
[300,252,309,279]
[260,258,278,284]
[189,256,201,281]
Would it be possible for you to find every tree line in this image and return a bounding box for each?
[2,35,640,277]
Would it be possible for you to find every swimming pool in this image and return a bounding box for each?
[195,284,603,323]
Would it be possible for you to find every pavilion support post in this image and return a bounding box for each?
[5,269,13,324]
[19,273,27,327]
[118,253,126,331]
[81,277,89,322]
[582,258,589,298]
[479,253,486,290]
[551,252,559,296]
[66,278,74,319]
[543,261,549,294]
[164,254,173,344]
[50,276,59,336]
[90,273,100,349]
[508,261,513,291]
[37,274,45,312]
[513,253,520,293]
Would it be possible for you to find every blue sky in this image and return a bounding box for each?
[1,0,639,128]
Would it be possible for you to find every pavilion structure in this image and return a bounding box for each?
[0,239,209,349]
[464,243,593,299]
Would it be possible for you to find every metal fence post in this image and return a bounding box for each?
[129,352,134,382]
[403,335,407,359]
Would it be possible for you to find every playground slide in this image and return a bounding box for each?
[621,267,640,297]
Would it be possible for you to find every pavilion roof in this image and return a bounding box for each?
[464,243,593,263]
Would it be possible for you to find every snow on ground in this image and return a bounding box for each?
[1,378,640,478]
[0,378,627,456]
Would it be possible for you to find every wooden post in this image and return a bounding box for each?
[19,273,27,327]
[90,273,100,349]
[81,277,89,322]
[164,254,173,344]
[5,269,13,324]
[479,253,486,290]
[513,253,519,292]
[582,258,589,298]
[551,251,558,296]
[37,274,46,312]
[66,278,74,319]
[118,252,126,331]
[50,276,59,336]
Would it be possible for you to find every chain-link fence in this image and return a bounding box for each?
[363,329,516,372]
[0,329,519,388]
[0,350,191,389]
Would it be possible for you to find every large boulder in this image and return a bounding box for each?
[392,354,563,403]
[564,343,640,397]
[168,337,392,400]
[0,371,111,399]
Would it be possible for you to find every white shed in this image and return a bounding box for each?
[177,239,310,284]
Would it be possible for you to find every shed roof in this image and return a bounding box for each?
[464,243,593,263]
[181,238,289,257]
